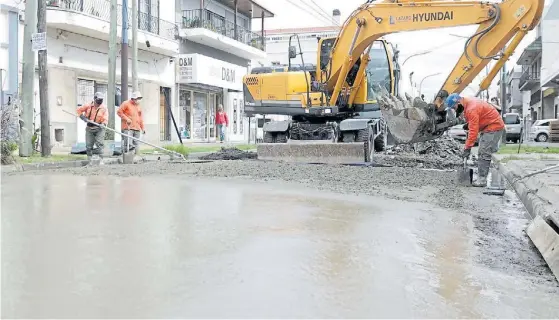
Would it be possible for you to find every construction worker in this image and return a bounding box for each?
[77,92,108,164]
[445,93,505,187]
[117,91,145,154]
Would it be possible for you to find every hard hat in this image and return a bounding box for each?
[131,91,143,99]
[94,92,105,100]
[445,93,461,111]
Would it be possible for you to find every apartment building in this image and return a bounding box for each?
[505,66,523,114]
[516,24,542,120]
[0,1,22,107]
[260,10,341,66]
[540,0,559,119]
[176,0,273,142]
[24,0,180,146]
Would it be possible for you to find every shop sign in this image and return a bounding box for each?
[176,54,247,90]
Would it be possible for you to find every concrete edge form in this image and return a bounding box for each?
[526,216,559,281]
[493,155,559,281]
[257,142,367,164]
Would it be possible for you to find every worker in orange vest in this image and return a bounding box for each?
[445,93,505,187]
[117,91,145,154]
[77,92,108,164]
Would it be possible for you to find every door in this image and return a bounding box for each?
[76,79,94,143]
[159,88,170,141]
[208,93,216,141]
[179,89,191,139]
[192,92,207,140]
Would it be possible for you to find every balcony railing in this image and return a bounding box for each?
[181,9,265,51]
[519,69,540,89]
[46,0,178,41]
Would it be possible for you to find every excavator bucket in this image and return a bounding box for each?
[379,93,446,145]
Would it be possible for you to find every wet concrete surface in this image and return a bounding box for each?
[3,165,559,318]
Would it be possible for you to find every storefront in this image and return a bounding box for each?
[176,53,248,142]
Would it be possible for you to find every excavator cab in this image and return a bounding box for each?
[316,37,398,111]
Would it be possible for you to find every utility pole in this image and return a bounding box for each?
[121,0,129,100]
[107,0,118,140]
[132,0,138,91]
[500,50,508,144]
[37,0,51,156]
[19,0,37,157]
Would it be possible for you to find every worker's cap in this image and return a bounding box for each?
[131,91,143,100]
[94,92,105,100]
[445,93,461,111]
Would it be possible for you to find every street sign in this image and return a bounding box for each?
[31,32,47,51]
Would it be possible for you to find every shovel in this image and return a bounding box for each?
[456,158,473,186]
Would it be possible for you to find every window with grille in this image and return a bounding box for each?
[139,0,159,34]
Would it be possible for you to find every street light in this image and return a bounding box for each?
[401,51,431,66]
[419,72,442,95]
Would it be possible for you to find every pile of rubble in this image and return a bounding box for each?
[199,147,257,161]
[377,135,473,169]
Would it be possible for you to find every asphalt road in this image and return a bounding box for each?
[2,171,559,318]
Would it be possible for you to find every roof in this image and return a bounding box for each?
[216,0,274,18]
[265,26,340,36]
[516,36,542,65]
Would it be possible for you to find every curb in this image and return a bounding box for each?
[0,149,243,173]
[493,155,559,281]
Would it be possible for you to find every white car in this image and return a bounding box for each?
[529,119,555,142]
[448,124,479,145]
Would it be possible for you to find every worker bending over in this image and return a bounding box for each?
[445,93,505,187]
[117,91,145,154]
[77,92,108,164]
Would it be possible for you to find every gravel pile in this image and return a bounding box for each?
[199,147,257,160]
[376,135,470,169]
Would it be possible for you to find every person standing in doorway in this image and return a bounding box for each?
[215,104,229,143]
[117,91,145,154]
[77,92,108,164]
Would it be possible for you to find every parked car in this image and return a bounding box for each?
[529,119,555,142]
[503,112,521,143]
[448,124,479,146]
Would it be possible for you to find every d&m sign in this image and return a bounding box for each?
[176,54,247,91]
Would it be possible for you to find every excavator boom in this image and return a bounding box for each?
[326,0,544,144]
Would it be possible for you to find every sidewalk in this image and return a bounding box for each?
[494,154,559,280]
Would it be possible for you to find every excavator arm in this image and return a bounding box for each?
[324,0,544,144]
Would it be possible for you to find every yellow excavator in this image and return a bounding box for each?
[243,0,544,161]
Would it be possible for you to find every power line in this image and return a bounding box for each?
[301,0,339,26]
[285,0,334,27]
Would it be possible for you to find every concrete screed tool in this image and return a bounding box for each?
[62,110,187,162]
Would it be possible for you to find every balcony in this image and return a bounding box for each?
[519,69,540,91]
[46,0,179,56]
[180,9,266,60]
[517,37,542,66]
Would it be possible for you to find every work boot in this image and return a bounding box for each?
[472,176,488,187]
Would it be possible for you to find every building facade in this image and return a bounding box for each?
[31,0,179,147]
[540,0,559,119]
[0,1,22,108]
[516,23,542,121]
[506,66,523,114]
[176,0,273,142]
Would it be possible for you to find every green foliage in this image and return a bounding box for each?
[163,144,190,157]
[498,145,559,154]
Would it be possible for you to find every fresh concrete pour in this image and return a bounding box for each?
[2,164,559,318]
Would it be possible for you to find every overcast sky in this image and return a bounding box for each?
[253,0,551,99]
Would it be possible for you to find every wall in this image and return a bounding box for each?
[522,90,531,118]
[33,28,178,145]
[541,1,559,87]
[0,2,24,97]
[180,39,248,66]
